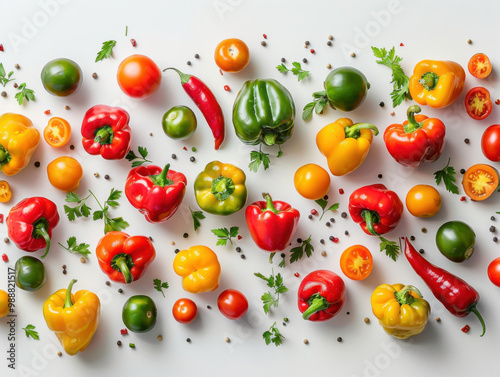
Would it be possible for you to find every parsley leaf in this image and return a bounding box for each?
[211,226,239,246]
[276,61,310,82]
[263,322,284,346]
[289,236,314,264]
[315,198,339,220]
[249,150,270,172]
[95,40,117,62]
[126,146,152,167]
[64,192,92,221]
[190,207,205,231]
[434,158,459,194]
[379,236,399,261]
[254,270,288,314]
[22,324,39,340]
[0,63,15,87]
[302,91,330,121]
[153,278,169,298]
[58,236,91,259]
[15,83,35,105]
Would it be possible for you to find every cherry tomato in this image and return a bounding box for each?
[44,117,71,148]
[0,289,9,318]
[488,257,500,287]
[464,87,492,120]
[47,156,83,192]
[405,184,441,218]
[294,163,331,200]
[0,180,12,203]
[122,295,157,333]
[462,163,498,201]
[217,289,248,320]
[339,245,373,280]
[172,298,198,324]
[214,38,250,73]
[468,53,492,79]
[481,124,500,162]
[162,106,197,140]
[117,54,161,98]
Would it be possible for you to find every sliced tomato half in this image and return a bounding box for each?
[468,53,492,79]
[465,87,492,120]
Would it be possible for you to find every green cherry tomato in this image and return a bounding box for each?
[15,256,46,291]
[436,221,476,263]
[122,295,157,333]
[162,106,197,140]
[41,58,82,97]
[325,67,369,111]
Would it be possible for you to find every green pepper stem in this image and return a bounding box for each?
[269,252,276,264]
[302,293,330,320]
[262,193,279,214]
[32,217,51,259]
[211,176,235,201]
[403,105,424,133]
[113,255,133,284]
[94,125,113,145]
[360,210,381,236]
[150,164,174,187]
[344,123,379,139]
[0,145,11,165]
[469,306,486,337]
[419,72,439,91]
[163,67,191,85]
[263,132,278,146]
[395,285,422,305]
[64,279,78,309]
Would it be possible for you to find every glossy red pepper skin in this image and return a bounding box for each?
[125,164,187,223]
[245,194,300,252]
[298,270,345,321]
[349,184,403,236]
[405,238,486,336]
[81,105,132,160]
[165,68,224,150]
[96,231,156,284]
[384,105,446,168]
[6,197,60,258]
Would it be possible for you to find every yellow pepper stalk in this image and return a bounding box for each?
[316,118,378,176]
[173,245,221,293]
[0,113,40,176]
[43,279,100,356]
[409,60,465,108]
[371,283,430,339]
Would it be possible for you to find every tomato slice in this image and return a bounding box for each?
[464,87,492,120]
[468,53,492,79]
[339,245,373,280]
[44,117,71,147]
[462,163,499,201]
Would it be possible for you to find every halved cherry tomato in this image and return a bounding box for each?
[462,163,498,201]
[339,245,373,281]
[217,289,248,320]
[47,156,83,192]
[468,53,492,79]
[488,257,500,287]
[405,184,441,218]
[44,117,71,148]
[481,124,500,162]
[465,87,492,120]
[214,38,250,72]
[294,163,331,200]
[172,298,198,324]
[0,181,12,203]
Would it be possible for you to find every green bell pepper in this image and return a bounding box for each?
[232,79,295,146]
[15,256,46,291]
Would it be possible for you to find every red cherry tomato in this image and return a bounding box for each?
[172,298,197,324]
[468,53,492,79]
[464,87,492,120]
[488,257,500,287]
[117,54,161,98]
[217,289,248,320]
[481,124,500,162]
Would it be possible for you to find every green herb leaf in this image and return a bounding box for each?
[105,216,129,232]
[277,147,283,158]
[211,227,238,246]
[15,83,35,105]
[290,236,314,264]
[93,210,104,221]
[276,63,289,73]
[126,147,151,167]
[95,40,117,62]
[315,199,339,220]
[302,102,316,121]
[64,193,92,221]
[22,324,39,340]
[249,150,271,172]
[107,188,122,202]
[277,61,310,82]
[0,63,15,87]
[190,207,205,231]
[261,292,274,314]
[379,236,399,261]
[263,322,283,346]
[434,158,459,194]
[58,236,91,259]
[153,278,169,298]
[255,269,287,314]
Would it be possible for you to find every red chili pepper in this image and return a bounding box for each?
[2,254,8,262]
[237,235,242,240]
[496,99,500,105]
[130,39,136,47]
[245,193,300,252]
[263,34,267,39]
[0,44,4,52]
[460,196,466,202]
[298,270,345,321]
[294,272,300,277]
[400,43,404,46]
[44,110,51,115]
[164,68,225,150]
[461,325,470,333]
[120,328,128,335]
[404,238,486,336]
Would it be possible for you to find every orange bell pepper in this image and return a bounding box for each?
[409,60,465,108]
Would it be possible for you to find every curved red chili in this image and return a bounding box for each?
[164,68,225,150]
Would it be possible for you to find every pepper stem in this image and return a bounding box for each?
[32,217,51,259]
[0,145,11,166]
[395,285,422,305]
[360,210,381,236]
[64,279,78,309]
[112,254,134,284]
[211,176,235,201]
[263,132,278,146]
[262,193,279,214]
[149,164,174,187]
[302,293,330,320]
[469,306,486,337]
[403,105,424,133]
[419,72,439,91]
[344,123,379,139]
[163,67,191,85]
[94,125,113,145]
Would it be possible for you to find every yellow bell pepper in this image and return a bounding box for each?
[0,113,40,176]
[409,60,465,108]
[0,289,9,318]
[173,245,221,293]
[316,118,378,176]
[43,279,100,356]
[371,283,430,339]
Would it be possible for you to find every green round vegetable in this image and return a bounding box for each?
[324,67,369,111]
[41,58,82,97]
[436,221,476,263]
[122,295,157,333]
[15,256,46,291]
[162,106,197,140]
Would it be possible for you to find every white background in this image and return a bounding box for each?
[1,0,500,376]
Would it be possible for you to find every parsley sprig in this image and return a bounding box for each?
[288,236,314,265]
[249,149,270,172]
[95,40,117,62]
[379,236,400,261]
[315,198,339,220]
[263,322,284,346]
[371,46,412,107]
[15,83,35,105]
[0,63,15,87]
[302,90,331,121]
[211,226,239,246]
[190,207,205,231]
[434,158,459,194]
[64,192,92,220]
[254,269,288,314]
[276,61,310,81]
[153,279,169,298]
[22,324,39,340]
[126,146,152,167]
[58,236,91,259]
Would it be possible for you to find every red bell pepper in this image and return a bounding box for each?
[6,197,60,258]
[384,105,446,168]
[96,231,156,284]
[405,238,486,336]
[125,164,187,223]
[245,193,300,252]
[298,270,345,321]
[81,105,132,160]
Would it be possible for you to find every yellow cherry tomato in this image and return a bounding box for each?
[405,184,441,218]
[0,289,9,318]
[47,156,83,192]
[0,180,12,203]
[294,164,331,200]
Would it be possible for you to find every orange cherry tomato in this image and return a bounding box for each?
[172,298,198,324]
[468,53,492,79]
[47,156,83,192]
[464,87,492,120]
[294,163,331,200]
[405,184,441,218]
[462,163,499,201]
[0,180,12,203]
[117,54,161,98]
[44,117,71,148]
[214,38,250,72]
[340,245,373,281]
[0,289,8,318]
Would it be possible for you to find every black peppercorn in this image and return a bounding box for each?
[491,216,496,221]
[236,247,242,252]
[104,174,110,180]
[419,249,425,254]
[297,238,302,243]
[308,215,313,219]
[320,239,325,244]
[379,102,385,107]
[190,156,195,162]
[118,288,123,293]
[302,58,308,63]
[34,161,40,168]
[195,54,200,59]
[490,226,496,232]
[341,212,347,218]
[330,218,335,223]
[240,254,246,259]
[171,154,177,159]
[326,222,331,227]
[261,41,267,46]
[187,61,191,65]
[183,233,189,238]
[378,174,383,179]
[464,138,470,144]
[410,235,415,241]
[327,41,332,46]
[174,249,180,253]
